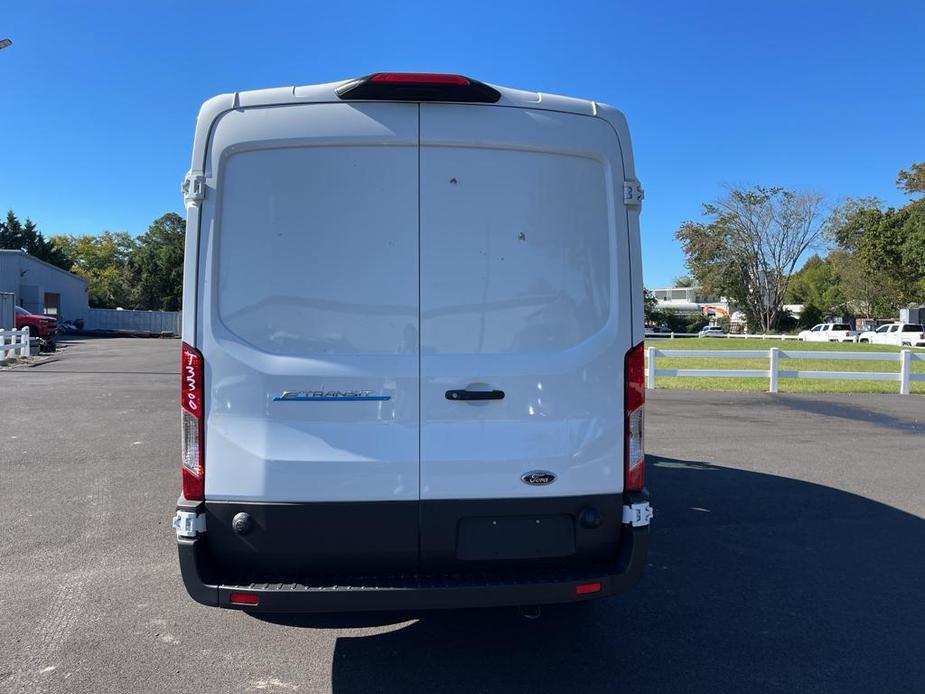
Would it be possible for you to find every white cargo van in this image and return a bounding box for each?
[174,73,652,612]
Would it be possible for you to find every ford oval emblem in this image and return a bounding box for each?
[521,471,556,486]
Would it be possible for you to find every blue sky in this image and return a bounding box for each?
[1,0,923,287]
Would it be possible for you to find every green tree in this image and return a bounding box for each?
[643,287,663,325]
[127,212,185,311]
[777,308,799,332]
[899,198,925,298]
[897,161,925,197]
[21,218,71,269]
[798,302,825,329]
[828,249,877,318]
[786,254,846,314]
[0,210,71,270]
[675,186,828,332]
[828,198,924,314]
[684,313,708,332]
[0,210,24,248]
[660,310,689,333]
[51,232,138,308]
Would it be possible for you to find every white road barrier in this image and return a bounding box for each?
[0,327,31,359]
[645,347,925,395]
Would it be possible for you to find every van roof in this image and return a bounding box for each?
[208,76,604,117]
[187,75,636,180]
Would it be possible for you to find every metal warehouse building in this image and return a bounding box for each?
[0,249,89,324]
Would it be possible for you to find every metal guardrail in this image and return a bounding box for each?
[0,327,31,359]
[646,347,925,395]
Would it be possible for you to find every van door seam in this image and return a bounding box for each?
[416,102,423,570]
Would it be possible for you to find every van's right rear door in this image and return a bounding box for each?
[417,104,632,568]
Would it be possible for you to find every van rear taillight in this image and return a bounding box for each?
[624,342,645,491]
[336,72,501,103]
[181,342,205,501]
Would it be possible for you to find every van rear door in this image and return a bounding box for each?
[199,102,421,571]
[417,105,632,565]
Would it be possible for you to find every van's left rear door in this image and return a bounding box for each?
[198,102,420,573]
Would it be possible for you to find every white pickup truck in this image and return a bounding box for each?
[798,323,858,343]
[857,323,925,347]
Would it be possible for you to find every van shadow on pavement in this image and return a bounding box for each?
[255,457,925,693]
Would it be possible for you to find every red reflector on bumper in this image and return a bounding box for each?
[575,582,602,595]
[229,592,259,606]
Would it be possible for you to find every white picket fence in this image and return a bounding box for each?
[646,347,925,395]
[0,327,32,359]
[646,332,805,340]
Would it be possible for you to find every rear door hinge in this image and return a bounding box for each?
[172,510,206,538]
[623,180,644,207]
[622,501,653,527]
[182,171,207,206]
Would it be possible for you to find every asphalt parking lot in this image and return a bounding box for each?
[2,337,924,694]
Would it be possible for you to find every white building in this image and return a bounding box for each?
[0,250,89,323]
[651,286,732,320]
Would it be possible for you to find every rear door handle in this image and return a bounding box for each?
[445,389,505,401]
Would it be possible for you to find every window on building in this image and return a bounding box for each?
[44,292,60,316]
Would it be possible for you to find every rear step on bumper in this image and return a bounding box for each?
[176,499,650,613]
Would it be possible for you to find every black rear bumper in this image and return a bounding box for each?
[176,494,650,613]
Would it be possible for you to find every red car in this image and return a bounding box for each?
[15,305,57,337]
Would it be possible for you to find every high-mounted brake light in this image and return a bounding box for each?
[624,342,645,491]
[369,72,470,85]
[181,342,205,501]
[337,72,501,103]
